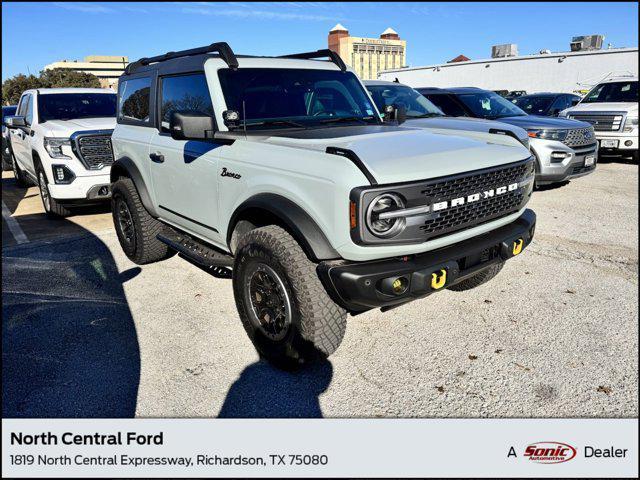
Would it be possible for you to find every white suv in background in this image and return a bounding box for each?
[4,88,117,216]
[561,77,638,161]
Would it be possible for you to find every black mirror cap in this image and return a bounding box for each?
[4,116,26,128]
[169,111,215,141]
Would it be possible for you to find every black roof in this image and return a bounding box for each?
[515,92,579,98]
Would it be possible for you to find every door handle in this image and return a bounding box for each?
[149,152,165,163]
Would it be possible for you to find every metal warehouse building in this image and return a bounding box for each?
[378,47,638,94]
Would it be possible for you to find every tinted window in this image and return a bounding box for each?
[37,93,117,123]
[366,84,443,118]
[2,106,17,120]
[218,68,378,129]
[119,77,151,122]
[583,81,638,103]
[160,74,214,132]
[514,96,555,115]
[422,93,467,117]
[457,91,526,119]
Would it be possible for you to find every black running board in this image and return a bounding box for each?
[157,232,234,268]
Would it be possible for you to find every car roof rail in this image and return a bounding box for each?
[279,49,347,72]
[125,42,239,74]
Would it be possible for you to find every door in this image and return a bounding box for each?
[10,94,33,174]
[149,72,223,242]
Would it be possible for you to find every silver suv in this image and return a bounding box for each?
[110,42,536,368]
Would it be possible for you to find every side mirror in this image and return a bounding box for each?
[4,116,26,128]
[169,112,215,141]
[383,104,407,125]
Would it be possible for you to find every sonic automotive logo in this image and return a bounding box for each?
[524,441,577,464]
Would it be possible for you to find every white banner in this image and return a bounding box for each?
[2,418,637,478]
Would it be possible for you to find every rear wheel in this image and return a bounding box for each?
[111,176,175,264]
[38,168,71,217]
[233,225,347,369]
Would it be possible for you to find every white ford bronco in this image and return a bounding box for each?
[4,88,117,216]
[110,43,537,368]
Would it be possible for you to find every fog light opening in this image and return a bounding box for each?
[624,140,633,147]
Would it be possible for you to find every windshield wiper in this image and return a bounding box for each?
[239,119,307,129]
[319,116,374,125]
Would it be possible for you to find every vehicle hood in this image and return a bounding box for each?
[405,116,529,140]
[496,115,591,130]
[42,117,116,137]
[565,102,638,114]
[260,126,532,185]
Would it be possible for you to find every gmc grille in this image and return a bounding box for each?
[419,159,534,240]
[72,132,114,170]
[568,113,623,131]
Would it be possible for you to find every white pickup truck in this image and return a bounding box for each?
[4,88,117,216]
[561,76,638,161]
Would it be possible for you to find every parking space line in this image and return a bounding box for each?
[2,200,28,244]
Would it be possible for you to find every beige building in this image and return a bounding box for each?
[44,55,129,89]
[328,24,407,80]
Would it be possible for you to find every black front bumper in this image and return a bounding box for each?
[318,209,536,313]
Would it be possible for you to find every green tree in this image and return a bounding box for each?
[2,74,40,105]
[2,68,102,105]
[39,68,101,89]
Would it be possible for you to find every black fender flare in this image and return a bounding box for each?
[228,193,340,262]
[110,157,158,217]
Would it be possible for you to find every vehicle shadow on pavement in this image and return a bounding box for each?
[218,360,333,418]
[2,221,141,417]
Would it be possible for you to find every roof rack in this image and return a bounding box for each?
[125,42,239,75]
[279,49,347,72]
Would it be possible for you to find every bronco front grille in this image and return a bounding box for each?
[419,160,533,239]
[71,131,114,170]
[563,127,596,148]
[568,113,623,131]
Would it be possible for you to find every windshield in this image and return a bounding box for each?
[513,96,555,115]
[366,84,443,118]
[457,91,526,119]
[37,93,117,122]
[582,81,638,103]
[218,68,379,129]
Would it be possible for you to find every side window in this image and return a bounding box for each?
[425,94,466,117]
[24,95,34,125]
[118,77,151,123]
[159,73,214,133]
[550,96,568,113]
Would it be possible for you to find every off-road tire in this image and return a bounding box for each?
[37,167,71,217]
[233,225,347,369]
[111,176,175,264]
[11,154,29,187]
[448,261,504,291]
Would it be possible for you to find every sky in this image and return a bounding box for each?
[2,1,638,80]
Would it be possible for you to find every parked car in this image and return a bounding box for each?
[560,76,638,161]
[513,93,581,117]
[4,88,116,215]
[365,80,529,148]
[418,87,597,186]
[2,105,18,171]
[110,42,536,369]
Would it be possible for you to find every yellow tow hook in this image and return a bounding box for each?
[431,269,447,290]
[512,238,524,256]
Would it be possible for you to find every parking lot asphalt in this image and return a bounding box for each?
[2,160,638,418]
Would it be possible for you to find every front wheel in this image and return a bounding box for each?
[233,225,347,369]
[38,168,71,217]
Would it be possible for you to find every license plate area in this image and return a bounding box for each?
[600,139,619,148]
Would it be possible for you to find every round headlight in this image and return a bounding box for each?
[366,193,406,238]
